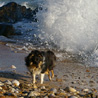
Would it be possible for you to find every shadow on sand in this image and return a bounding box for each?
[0,71,30,81]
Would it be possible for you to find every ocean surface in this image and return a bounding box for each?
[0,0,98,67]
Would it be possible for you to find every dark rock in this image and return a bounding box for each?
[0,2,37,23]
[0,23,15,37]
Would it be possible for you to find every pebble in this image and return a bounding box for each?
[49,93,55,97]
[44,96,48,98]
[12,80,20,87]
[11,88,16,93]
[0,87,2,90]
[0,82,4,86]
[69,96,78,98]
[11,65,16,69]
[65,87,77,93]
[50,88,57,94]
[4,80,12,85]
[28,91,40,97]
[83,88,89,92]
[0,77,97,98]
[41,86,46,90]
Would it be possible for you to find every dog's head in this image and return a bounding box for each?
[25,50,43,68]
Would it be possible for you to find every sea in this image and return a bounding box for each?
[0,0,98,67]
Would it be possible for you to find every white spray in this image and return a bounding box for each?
[36,0,98,54]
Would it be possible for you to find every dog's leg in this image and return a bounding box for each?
[33,74,36,84]
[31,72,36,84]
[48,71,52,81]
[41,74,45,84]
[51,70,54,78]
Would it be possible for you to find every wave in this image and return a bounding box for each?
[35,0,98,66]
[1,0,98,67]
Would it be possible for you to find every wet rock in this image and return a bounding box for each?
[0,2,37,23]
[0,23,15,37]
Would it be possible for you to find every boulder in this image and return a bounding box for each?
[0,23,15,37]
[0,2,37,23]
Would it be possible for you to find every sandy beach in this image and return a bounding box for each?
[0,42,98,98]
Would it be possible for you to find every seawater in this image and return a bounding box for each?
[1,0,98,66]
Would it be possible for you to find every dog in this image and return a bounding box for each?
[25,50,56,84]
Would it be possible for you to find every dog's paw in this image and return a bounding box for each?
[32,84,37,89]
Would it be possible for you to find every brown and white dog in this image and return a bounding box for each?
[25,50,56,84]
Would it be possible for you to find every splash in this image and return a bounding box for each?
[36,0,98,54]
[0,2,5,7]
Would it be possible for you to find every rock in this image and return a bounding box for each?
[0,96,6,98]
[14,90,19,93]
[50,88,57,94]
[28,91,40,97]
[21,91,28,96]
[0,81,4,86]
[41,86,46,90]
[11,88,16,93]
[56,78,63,82]
[49,94,55,97]
[4,80,12,85]
[1,85,8,90]
[11,65,16,69]
[0,2,37,23]
[44,96,48,98]
[83,88,89,92]
[12,80,20,86]
[69,96,78,98]
[0,23,15,37]
[0,87,2,90]
[65,87,77,93]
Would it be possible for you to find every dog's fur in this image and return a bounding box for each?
[25,50,56,84]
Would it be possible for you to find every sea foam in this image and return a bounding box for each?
[36,0,98,53]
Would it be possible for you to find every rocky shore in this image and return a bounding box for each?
[0,42,98,98]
